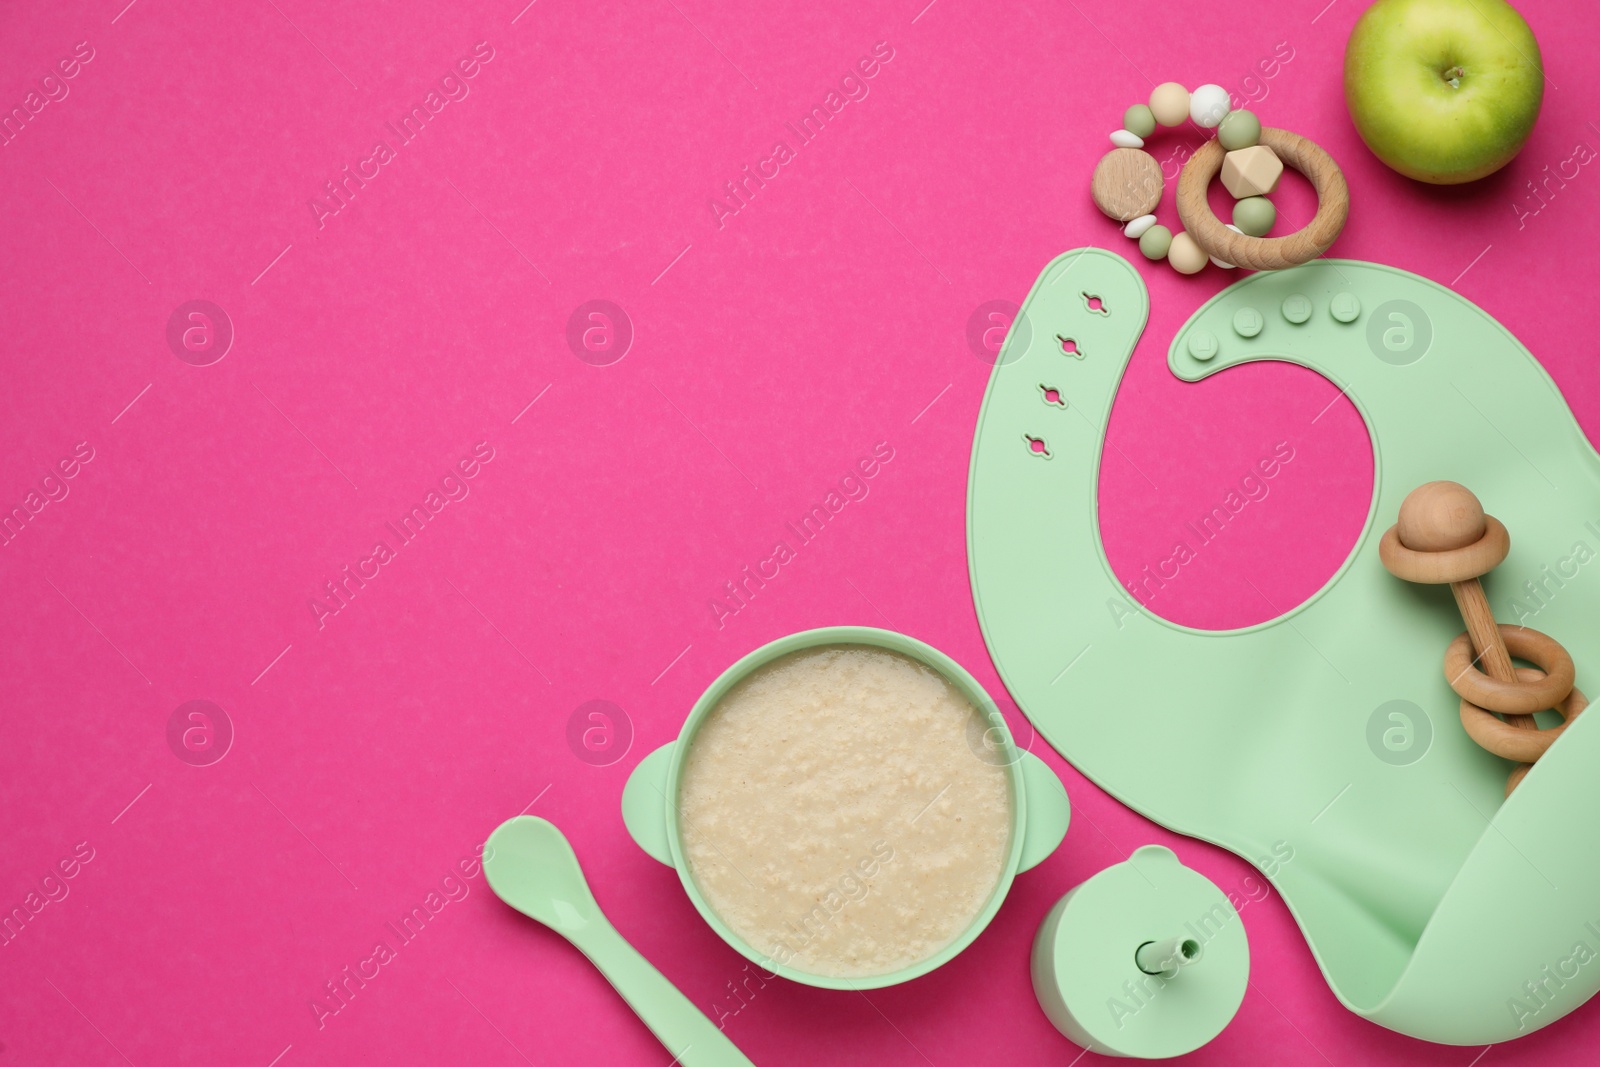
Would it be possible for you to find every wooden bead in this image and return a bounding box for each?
[1091,148,1162,222]
[1398,481,1486,551]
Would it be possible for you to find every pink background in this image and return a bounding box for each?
[2,0,1596,1063]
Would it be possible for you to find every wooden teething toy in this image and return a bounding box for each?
[1091,81,1348,274]
[1175,128,1349,272]
[1380,481,1586,795]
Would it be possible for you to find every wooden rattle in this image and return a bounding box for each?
[1379,481,1586,796]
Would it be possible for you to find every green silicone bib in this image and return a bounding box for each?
[969,249,1600,1045]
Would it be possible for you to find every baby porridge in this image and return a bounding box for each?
[676,645,1013,978]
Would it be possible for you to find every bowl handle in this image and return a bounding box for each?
[621,742,677,867]
[1018,750,1070,872]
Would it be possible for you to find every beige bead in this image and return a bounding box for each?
[1221,145,1284,198]
[1167,231,1207,274]
[1149,82,1189,127]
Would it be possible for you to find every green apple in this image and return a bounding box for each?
[1344,0,1544,184]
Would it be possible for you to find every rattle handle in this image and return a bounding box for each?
[1451,577,1539,732]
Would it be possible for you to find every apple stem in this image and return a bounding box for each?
[1442,64,1466,89]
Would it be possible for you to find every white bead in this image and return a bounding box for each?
[1189,84,1232,128]
[1211,224,1245,269]
[1110,129,1145,148]
[1123,214,1158,238]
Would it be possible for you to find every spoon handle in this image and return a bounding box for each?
[573,918,757,1067]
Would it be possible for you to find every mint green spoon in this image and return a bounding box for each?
[484,815,756,1067]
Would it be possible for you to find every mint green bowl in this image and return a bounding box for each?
[621,625,1070,990]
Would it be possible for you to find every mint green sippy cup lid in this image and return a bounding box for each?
[1031,845,1248,1058]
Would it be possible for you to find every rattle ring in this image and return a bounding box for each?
[1176,128,1350,271]
[1378,516,1508,586]
[1460,674,1587,764]
[1444,626,1574,714]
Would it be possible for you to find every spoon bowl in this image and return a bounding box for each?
[484,815,599,934]
[483,816,756,1067]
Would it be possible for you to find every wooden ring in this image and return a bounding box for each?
[1378,517,1509,585]
[1460,674,1587,763]
[1175,127,1349,271]
[1444,625,1575,714]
